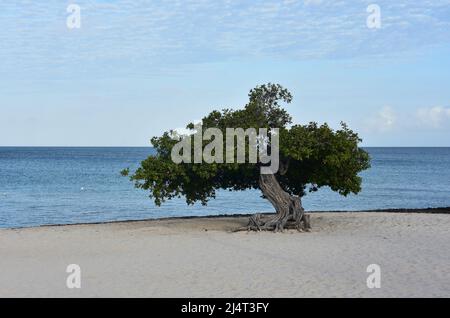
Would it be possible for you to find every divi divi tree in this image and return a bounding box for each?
[122,84,371,232]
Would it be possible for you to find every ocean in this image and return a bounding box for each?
[0,147,449,228]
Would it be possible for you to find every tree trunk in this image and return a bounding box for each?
[246,174,311,232]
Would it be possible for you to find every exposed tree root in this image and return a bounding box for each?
[234,174,312,233]
[234,213,311,233]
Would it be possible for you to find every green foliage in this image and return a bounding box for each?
[120,168,130,177]
[125,83,371,206]
[279,122,370,196]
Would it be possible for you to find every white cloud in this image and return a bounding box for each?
[365,106,450,134]
[172,119,202,136]
[379,106,396,130]
[303,0,322,6]
[1,0,450,78]
[365,106,396,133]
[416,106,450,128]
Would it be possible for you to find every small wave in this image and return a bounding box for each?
[79,187,98,192]
[80,211,103,215]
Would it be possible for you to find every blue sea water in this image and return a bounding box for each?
[0,147,449,228]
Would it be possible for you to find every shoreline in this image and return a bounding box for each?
[2,206,449,231]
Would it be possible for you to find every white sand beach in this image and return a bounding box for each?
[1,212,449,298]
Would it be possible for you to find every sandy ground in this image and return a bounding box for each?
[0,212,449,298]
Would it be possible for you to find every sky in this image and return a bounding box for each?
[0,0,449,146]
